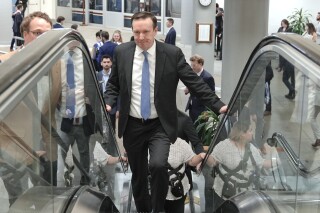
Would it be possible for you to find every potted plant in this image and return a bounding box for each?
[287,8,312,35]
[194,109,220,151]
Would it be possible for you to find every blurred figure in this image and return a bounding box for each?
[215,3,224,60]
[10,4,24,51]
[164,18,176,45]
[264,61,273,116]
[71,23,79,30]
[53,16,65,28]
[185,54,216,122]
[316,12,320,44]
[97,31,117,67]
[91,30,103,71]
[206,121,271,211]
[15,0,28,17]
[111,30,123,44]
[302,23,317,42]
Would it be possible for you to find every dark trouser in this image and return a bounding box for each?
[10,32,22,49]
[60,125,90,184]
[164,195,187,213]
[265,81,271,112]
[42,160,58,186]
[123,117,171,213]
[282,62,295,94]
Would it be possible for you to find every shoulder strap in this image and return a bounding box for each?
[168,163,184,176]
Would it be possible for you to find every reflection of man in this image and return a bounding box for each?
[185,54,216,122]
[316,12,320,45]
[105,11,227,213]
[59,48,95,186]
[0,11,53,206]
[164,18,176,45]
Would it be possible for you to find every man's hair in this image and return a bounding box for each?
[101,54,112,62]
[190,54,204,66]
[71,24,78,30]
[17,4,23,10]
[131,11,157,29]
[100,31,109,40]
[167,18,174,25]
[56,16,65,23]
[20,11,52,34]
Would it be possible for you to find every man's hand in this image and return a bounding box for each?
[184,87,189,95]
[106,104,111,112]
[219,105,228,114]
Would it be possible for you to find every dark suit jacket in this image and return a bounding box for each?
[97,70,120,115]
[105,40,224,142]
[53,23,63,29]
[97,41,118,65]
[164,27,176,45]
[12,11,23,33]
[185,70,215,119]
[177,110,203,154]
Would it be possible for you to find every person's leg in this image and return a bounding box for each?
[148,124,171,213]
[282,69,291,94]
[59,128,75,186]
[74,126,90,185]
[123,118,153,212]
[164,196,186,213]
[265,81,272,112]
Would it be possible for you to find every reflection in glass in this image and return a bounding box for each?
[107,0,122,12]
[57,0,71,7]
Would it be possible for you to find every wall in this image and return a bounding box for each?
[0,1,14,46]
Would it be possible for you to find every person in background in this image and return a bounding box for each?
[15,0,28,17]
[206,121,271,211]
[215,3,223,59]
[185,54,216,122]
[71,23,79,31]
[164,137,205,213]
[105,11,227,213]
[10,4,24,51]
[111,30,123,45]
[302,23,317,42]
[164,18,176,45]
[91,30,103,71]
[53,16,65,28]
[97,31,118,67]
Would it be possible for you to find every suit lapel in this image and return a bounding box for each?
[125,43,135,98]
[154,41,166,97]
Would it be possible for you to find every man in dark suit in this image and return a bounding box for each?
[97,31,118,68]
[105,12,227,213]
[164,18,176,45]
[10,4,24,51]
[15,0,28,17]
[185,54,216,122]
[52,16,65,28]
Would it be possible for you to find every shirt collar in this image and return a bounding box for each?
[197,68,204,76]
[136,40,156,57]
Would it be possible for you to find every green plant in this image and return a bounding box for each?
[195,109,220,146]
[287,8,312,35]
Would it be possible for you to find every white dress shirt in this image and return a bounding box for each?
[130,40,158,119]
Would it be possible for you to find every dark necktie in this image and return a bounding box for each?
[141,51,150,120]
[66,51,75,119]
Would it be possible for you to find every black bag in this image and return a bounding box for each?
[221,181,237,198]
[170,177,184,197]
[168,163,185,197]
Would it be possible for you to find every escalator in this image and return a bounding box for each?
[1,28,320,213]
[0,29,124,212]
[201,33,320,212]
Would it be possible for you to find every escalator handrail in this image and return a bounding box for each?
[200,33,320,171]
[272,132,320,178]
[0,29,127,174]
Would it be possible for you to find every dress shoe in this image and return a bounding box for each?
[285,93,295,100]
[312,139,320,148]
[264,111,271,116]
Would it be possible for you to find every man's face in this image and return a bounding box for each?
[166,20,171,28]
[191,61,202,73]
[23,17,52,46]
[317,13,320,21]
[132,18,157,51]
[101,57,112,71]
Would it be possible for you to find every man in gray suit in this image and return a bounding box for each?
[105,11,227,213]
